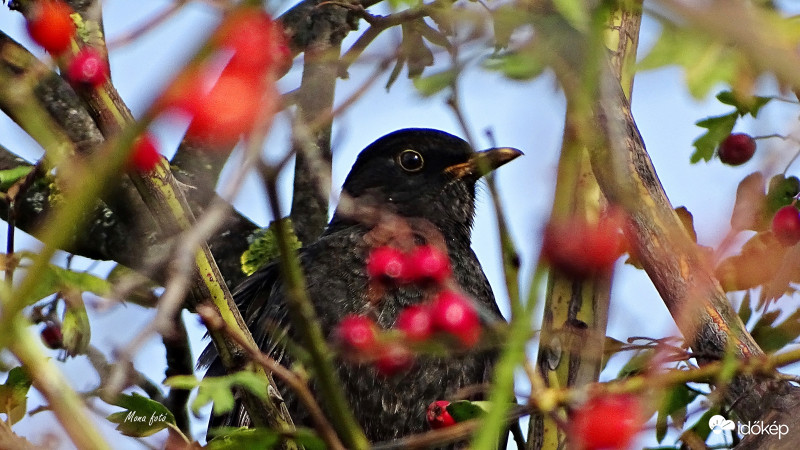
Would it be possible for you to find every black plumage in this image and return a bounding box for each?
[200,128,522,443]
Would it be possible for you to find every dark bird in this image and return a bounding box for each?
[200,128,522,444]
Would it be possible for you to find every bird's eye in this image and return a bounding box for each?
[397,149,424,173]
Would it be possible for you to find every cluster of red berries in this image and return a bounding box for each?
[160,8,290,148]
[334,244,482,376]
[542,211,626,278]
[569,393,643,450]
[25,1,110,87]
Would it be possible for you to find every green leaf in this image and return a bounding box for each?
[21,258,112,307]
[106,264,158,307]
[691,112,737,163]
[716,91,772,117]
[0,166,33,191]
[738,291,753,326]
[484,51,546,81]
[61,290,91,356]
[751,309,800,352]
[106,393,175,437]
[552,0,589,32]
[446,400,490,422]
[618,348,655,378]
[207,428,281,450]
[165,371,269,415]
[412,69,456,97]
[0,367,32,425]
[686,407,722,442]
[766,175,800,217]
[241,219,301,277]
[655,385,695,442]
[639,25,740,98]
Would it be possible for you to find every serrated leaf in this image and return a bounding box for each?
[106,393,175,437]
[241,219,301,277]
[715,232,786,292]
[166,371,268,415]
[730,172,766,231]
[207,427,325,450]
[751,308,800,352]
[639,25,740,98]
[207,428,281,450]
[0,367,32,425]
[716,91,772,117]
[691,112,737,163]
[446,400,490,422]
[402,21,434,79]
[655,384,695,442]
[0,166,33,191]
[766,175,800,217]
[61,290,91,356]
[413,69,456,97]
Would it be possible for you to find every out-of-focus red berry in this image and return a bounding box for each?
[213,8,291,77]
[404,245,451,284]
[426,400,456,429]
[66,47,109,87]
[26,1,75,54]
[184,70,266,147]
[718,133,756,166]
[430,291,480,348]
[374,341,414,376]
[772,205,800,246]
[335,315,378,354]
[366,246,406,282]
[128,133,161,172]
[570,394,643,450]
[542,214,625,278]
[40,323,63,349]
[395,304,433,341]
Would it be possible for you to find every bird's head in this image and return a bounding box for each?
[329,128,522,241]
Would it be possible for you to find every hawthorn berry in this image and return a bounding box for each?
[374,341,414,376]
[570,394,642,450]
[772,205,800,246]
[213,8,290,77]
[426,400,456,429]
[335,315,378,354]
[366,246,406,282]
[184,70,266,148]
[395,304,434,342]
[404,245,451,284]
[542,214,624,278]
[128,133,161,172]
[40,323,63,349]
[66,47,109,87]
[718,133,756,166]
[26,0,75,54]
[430,291,480,348]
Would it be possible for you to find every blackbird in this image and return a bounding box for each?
[200,128,522,444]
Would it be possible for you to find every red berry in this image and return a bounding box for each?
[430,291,480,348]
[335,315,378,354]
[718,133,756,166]
[404,245,451,284]
[570,394,642,450]
[395,305,433,341]
[26,1,75,54]
[184,70,266,147]
[374,341,414,376]
[772,205,800,246]
[366,246,406,282]
[542,215,624,278]
[66,47,109,87]
[214,8,290,76]
[426,400,456,429]
[40,323,63,349]
[128,134,161,172]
